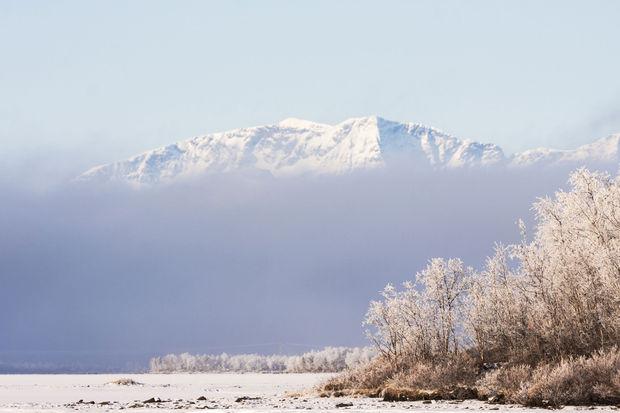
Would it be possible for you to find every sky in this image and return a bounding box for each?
[2,0,620,185]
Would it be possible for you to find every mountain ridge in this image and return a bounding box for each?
[78,116,620,186]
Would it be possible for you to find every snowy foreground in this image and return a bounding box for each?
[0,373,616,413]
[0,374,616,413]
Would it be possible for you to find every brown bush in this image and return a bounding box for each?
[386,353,478,391]
[320,356,397,393]
[323,347,620,406]
[517,347,620,407]
[320,353,479,400]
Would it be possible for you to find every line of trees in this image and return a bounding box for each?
[149,346,376,373]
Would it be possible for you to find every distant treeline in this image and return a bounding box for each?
[149,346,376,373]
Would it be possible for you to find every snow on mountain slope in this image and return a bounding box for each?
[510,133,620,167]
[77,116,620,186]
[78,116,506,185]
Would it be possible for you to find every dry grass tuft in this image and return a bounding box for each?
[381,387,441,402]
[477,364,531,401]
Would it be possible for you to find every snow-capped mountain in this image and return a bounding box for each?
[78,116,505,185]
[511,133,620,167]
[77,116,620,186]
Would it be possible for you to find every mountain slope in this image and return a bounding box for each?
[78,116,505,185]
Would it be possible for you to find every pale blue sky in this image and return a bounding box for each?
[2,0,620,181]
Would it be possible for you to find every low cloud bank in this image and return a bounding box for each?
[0,162,605,372]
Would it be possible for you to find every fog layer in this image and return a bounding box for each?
[0,164,595,372]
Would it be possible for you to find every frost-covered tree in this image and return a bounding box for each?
[364,258,472,366]
[514,169,620,360]
[366,168,620,366]
[470,168,620,363]
[467,244,528,363]
[424,258,471,356]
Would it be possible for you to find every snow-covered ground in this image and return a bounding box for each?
[0,373,617,413]
[0,373,321,411]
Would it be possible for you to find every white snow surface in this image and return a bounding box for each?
[0,373,615,413]
[77,116,620,186]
